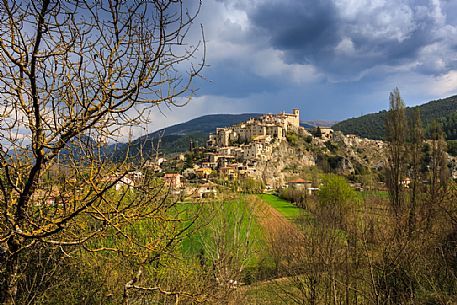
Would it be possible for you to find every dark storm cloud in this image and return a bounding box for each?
[179,0,457,126]
[249,0,340,65]
[243,0,452,78]
[142,0,457,137]
[343,27,430,72]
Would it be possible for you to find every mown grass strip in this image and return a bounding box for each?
[257,194,302,220]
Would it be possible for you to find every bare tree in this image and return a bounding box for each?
[0,1,204,304]
[407,109,423,236]
[201,197,257,303]
[425,120,448,231]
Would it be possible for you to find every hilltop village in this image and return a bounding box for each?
[43,107,457,202]
[204,109,322,178]
[207,109,327,159]
[145,108,389,198]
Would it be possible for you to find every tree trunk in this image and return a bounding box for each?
[5,262,18,305]
[310,277,316,305]
[345,245,350,305]
[3,251,19,305]
[3,236,23,305]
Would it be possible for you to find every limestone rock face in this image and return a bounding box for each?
[203,112,389,188]
[246,131,387,187]
[248,142,316,188]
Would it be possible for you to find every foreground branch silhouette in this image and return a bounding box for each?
[0,1,204,303]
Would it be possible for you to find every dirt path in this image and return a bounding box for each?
[250,195,303,239]
[230,196,307,304]
[249,195,305,264]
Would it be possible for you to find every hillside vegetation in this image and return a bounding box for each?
[333,95,457,140]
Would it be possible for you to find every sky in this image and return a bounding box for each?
[143,0,457,135]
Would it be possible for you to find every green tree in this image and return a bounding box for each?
[318,174,359,229]
[316,175,359,304]
[286,131,299,146]
[385,88,408,222]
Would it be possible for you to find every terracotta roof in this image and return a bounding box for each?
[195,168,211,172]
[287,178,311,183]
[220,167,235,170]
[164,173,180,177]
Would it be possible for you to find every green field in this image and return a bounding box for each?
[257,194,303,220]
[361,190,389,199]
[179,197,269,269]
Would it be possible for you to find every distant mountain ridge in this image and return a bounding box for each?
[147,113,262,136]
[302,120,339,128]
[108,113,263,157]
[333,95,457,140]
[104,113,345,157]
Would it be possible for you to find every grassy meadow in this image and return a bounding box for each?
[257,193,304,221]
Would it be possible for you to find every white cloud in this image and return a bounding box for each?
[334,0,385,19]
[251,48,321,83]
[429,70,457,96]
[335,37,355,55]
[335,0,416,43]
[430,0,445,25]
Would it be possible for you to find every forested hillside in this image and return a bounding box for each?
[333,95,457,140]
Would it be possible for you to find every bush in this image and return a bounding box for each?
[279,188,308,207]
[286,132,299,146]
[324,140,338,153]
[237,178,265,194]
[448,140,457,156]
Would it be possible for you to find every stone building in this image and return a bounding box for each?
[213,109,300,147]
[164,173,183,189]
[242,141,273,161]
